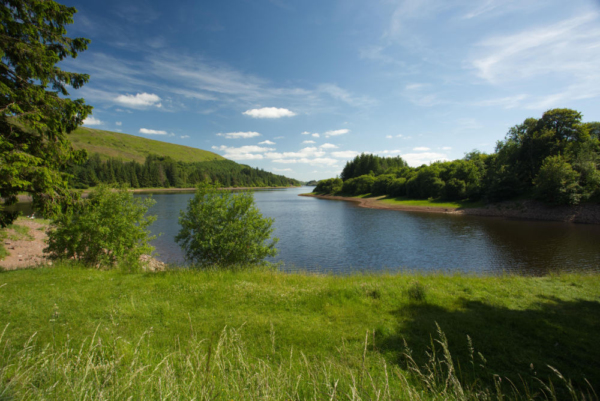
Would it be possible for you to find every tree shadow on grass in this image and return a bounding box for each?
[377,295,600,396]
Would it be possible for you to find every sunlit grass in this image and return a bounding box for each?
[0,264,598,398]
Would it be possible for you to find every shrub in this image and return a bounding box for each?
[313,178,343,194]
[443,178,467,201]
[371,174,395,196]
[176,183,278,267]
[387,177,407,197]
[342,175,376,195]
[45,185,156,269]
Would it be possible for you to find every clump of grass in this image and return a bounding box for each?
[0,323,591,400]
[407,280,427,302]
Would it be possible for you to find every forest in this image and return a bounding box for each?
[314,109,600,206]
[68,154,301,189]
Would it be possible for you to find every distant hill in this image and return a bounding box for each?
[69,127,224,163]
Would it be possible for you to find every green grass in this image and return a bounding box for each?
[379,196,485,209]
[0,265,598,399]
[69,127,225,163]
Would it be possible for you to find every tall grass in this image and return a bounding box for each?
[0,323,594,400]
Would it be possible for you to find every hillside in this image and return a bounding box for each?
[69,127,225,163]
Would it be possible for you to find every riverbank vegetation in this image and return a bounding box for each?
[314,109,600,207]
[67,154,301,190]
[0,266,598,399]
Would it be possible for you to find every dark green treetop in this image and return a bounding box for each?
[1,0,91,226]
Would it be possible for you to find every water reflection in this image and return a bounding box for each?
[138,187,600,275]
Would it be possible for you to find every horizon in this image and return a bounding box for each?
[63,0,600,181]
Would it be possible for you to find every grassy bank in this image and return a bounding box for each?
[0,265,599,399]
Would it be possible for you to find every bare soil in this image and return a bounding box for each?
[302,194,600,224]
[0,219,50,270]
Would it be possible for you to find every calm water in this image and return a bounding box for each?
[139,187,600,275]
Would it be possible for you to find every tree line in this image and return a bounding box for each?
[314,109,600,206]
[68,154,301,189]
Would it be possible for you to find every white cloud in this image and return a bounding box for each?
[181,135,190,139]
[259,140,276,145]
[317,84,375,107]
[216,131,261,139]
[115,121,122,126]
[301,131,311,135]
[413,147,430,151]
[212,145,275,160]
[386,135,393,139]
[401,152,449,167]
[324,129,349,138]
[265,147,326,159]
[140,128,169,135]
[243,107,296,118]
[272,157,338,166]
[274,136,284,139]
[302,140,316,144]
[311,133,320,138]
[441,146,452,150]
[319,143,338,149]
[83,116,103,126]
[331,151,359,159]
[115,92,162,108]
[470,12,600,107]
[273,168,293,172]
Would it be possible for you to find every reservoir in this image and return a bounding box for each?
[139,186,600,275]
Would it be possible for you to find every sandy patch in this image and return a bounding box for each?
[0,219,50,270]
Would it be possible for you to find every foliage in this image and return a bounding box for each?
[314,108,600,206]
[342,174,376,195]
[69,154,300,189]
[341,154,407,181]
[313,177,342,194]
[176,183,278,267]
[534,155,581,205]
[45,185,156,269]
[0,0,91,226]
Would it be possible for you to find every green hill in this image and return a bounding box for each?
[69,127,224,163]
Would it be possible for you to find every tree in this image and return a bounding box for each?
[45,185,157,269]
[534,155,581,205]
[175,183,278,267]
[1,0,91,226]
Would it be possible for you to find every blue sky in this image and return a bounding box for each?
[64,0,600,181]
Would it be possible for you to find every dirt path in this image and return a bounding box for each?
[0,219,50,270]
[301,194,600,224]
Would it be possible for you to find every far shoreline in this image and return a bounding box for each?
[300,193,600,225]
[14,185,300,203]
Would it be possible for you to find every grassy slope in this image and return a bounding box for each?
[69,127,225,163]
[0,266,598,398]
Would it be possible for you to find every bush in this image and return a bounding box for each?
[534,155,581,205]
[443,178,467,201]
[342,175,376,195]
[387,177,407,197]
[176,183,278,267]
[313,178,343,194]
[45,185,156,269]
[371,174,395,196]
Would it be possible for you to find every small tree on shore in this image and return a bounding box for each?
[45,185,157,270]
[175,183,278,267]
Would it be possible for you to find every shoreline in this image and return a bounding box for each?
[14,186,299,203]
[301,193,600,225]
